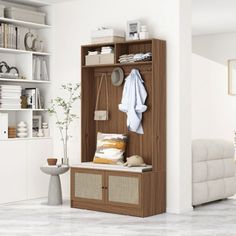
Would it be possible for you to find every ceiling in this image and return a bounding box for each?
[192,0,236,36]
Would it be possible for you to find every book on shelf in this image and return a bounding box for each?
[33,56,49,81]
[0,23,23,50]
[24,88,36,109]
[24,88,43,109]
[0,85,22,109]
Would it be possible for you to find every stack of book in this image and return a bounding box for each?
[0,85,22,109]
[32,56,49,81]
[0,23,20,49]
[23,88,42,109]
[8,127,16,138]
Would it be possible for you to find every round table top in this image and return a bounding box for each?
[40,165,70,176]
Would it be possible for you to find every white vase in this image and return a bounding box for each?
[38,129,44,137]
[43,128,50,137]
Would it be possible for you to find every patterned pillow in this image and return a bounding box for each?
[93,132,127,164]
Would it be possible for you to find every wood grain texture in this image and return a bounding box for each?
[77,38,166,217]
[152,39,166,171]
[81,68,96,162]
[71,200,143,217]
[142,171,166,216]
[71,168,166,217]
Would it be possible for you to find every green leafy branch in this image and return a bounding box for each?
[48,83,80,152]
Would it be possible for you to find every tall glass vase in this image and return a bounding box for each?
[62,142,69,166]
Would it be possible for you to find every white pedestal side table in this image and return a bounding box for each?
[40,166,69,205]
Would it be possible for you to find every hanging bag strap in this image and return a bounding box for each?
[95,73,109,111]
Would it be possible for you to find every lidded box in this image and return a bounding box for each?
[91,28,125,43]
[5,7,46,24]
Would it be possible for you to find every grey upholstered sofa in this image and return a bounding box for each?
[192,139,236,206]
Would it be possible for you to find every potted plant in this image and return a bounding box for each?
[48,83,80,165]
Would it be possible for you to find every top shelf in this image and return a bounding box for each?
[81,39,153,48]
[82,39,154,67]
[0,17,51,29]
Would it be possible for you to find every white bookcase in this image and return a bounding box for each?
[0,0,52,140]
[0,0,53,204]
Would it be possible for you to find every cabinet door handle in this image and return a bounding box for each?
[102,186,108,189]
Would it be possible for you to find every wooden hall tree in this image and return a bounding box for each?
[71,39,166,217]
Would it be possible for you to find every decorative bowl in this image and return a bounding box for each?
[47,158,57,166]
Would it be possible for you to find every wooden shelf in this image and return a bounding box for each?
[82,61,152,68]
[0,78,50,84]
[0,17,51,29]
[81,39,153,48]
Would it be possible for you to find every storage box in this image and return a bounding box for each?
[100,53,115,65]
[85,55,100,66]
[0,113,8,140]
[91,28,124,38]
[5,7,46,24]
[92,36,125,44]
[91,29,125,43]
[0,4,5,18]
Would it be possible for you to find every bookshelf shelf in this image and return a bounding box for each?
[0,47,29,54]
[0,78,50,84]
[0,108,31,111]
[0,1,52,141]
[0,17,51,29]
[0,108,47,111]
[0,136,52,141]
[32,108,47,111]
[0,47,51,56]
[0,0,53,206]
[32,51,51,56]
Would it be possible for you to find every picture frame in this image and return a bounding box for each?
[32,115,42,134]
[126,20,141,40]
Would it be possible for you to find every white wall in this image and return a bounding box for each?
[192,32,236,142]
[192,53,236,141]
[193,32,236,65]
[52,0,192,213]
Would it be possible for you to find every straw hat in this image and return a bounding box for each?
[111,67,124,86]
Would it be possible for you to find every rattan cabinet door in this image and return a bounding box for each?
[73,169,104,203]
[106,172,141,207]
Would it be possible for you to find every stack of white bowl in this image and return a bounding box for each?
[17,121,28,138]
[42,122,50,137]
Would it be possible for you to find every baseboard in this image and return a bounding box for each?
[166,206,193,214]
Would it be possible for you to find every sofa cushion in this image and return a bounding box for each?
[193,162,207,183]
[192,139,236,206]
